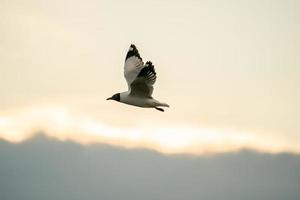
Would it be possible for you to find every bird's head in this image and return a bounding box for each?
[106,93,120,102]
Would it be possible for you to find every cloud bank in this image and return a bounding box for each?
[0,106,299,155]
[1,136,300,200]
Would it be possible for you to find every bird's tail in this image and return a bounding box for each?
[154,102,169,112]
[157,102,170,107]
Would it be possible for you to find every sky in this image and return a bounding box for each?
[0,0,300,154]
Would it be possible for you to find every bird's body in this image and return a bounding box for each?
[120,91,168,108]
[107,44,169,112]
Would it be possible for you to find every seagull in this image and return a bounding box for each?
[107,44,169,112]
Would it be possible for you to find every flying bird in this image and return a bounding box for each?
[107,44,169,112]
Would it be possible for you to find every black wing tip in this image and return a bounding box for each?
[145,62,156,74]
[126,44,142,60]
[145,61,154,70]
[137,61,157,82]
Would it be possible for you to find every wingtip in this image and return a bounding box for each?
[126,44,141,60]
[145,61,154,70]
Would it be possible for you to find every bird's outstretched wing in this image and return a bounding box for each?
[130,61,157,98]
[124,44,144,89]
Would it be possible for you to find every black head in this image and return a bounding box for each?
[106,93,120,102]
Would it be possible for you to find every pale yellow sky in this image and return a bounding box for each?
[0,0,299,154]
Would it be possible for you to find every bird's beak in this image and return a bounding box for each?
[106,97,112,100]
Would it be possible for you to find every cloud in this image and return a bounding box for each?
[0,106,299,155]
[1,136,300,200]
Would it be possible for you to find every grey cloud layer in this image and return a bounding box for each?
[1,135,300,200]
